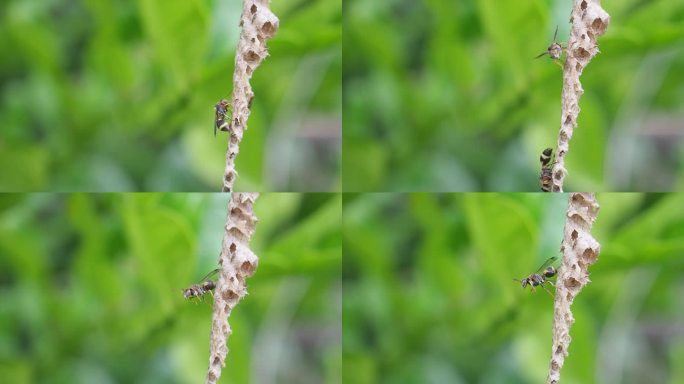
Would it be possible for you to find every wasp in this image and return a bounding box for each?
[214,99,231,137]
[182,268,219,301]
[539,147,554,192]
[535,26,566,64]
[513,257,558,297]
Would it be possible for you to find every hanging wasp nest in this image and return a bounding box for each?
[547,193,601,384]
[222,0,279,192]
[551,0,609,192]
[207,192,259,384]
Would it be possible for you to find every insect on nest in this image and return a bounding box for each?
[214,99,232,137]
[535,26,567,65]
[539,147,555,192]
[513,257,558,297]
[182,268,219,302]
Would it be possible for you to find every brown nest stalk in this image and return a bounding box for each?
[551,0,609,192]
[547,193,601,383]
[222,1,279,192]
[206,192,259,384]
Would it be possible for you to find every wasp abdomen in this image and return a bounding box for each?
[540,147,554,192]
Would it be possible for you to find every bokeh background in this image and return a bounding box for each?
[0,0,341,191]
[343,193,684,383]
[343,0,684,191]
[0,193,341,383]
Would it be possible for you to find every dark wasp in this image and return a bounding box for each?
[214,99,231,137]
[535,26,566,64]
[513,257,558,297]
[182,268,219,301]
[539,147,554,192]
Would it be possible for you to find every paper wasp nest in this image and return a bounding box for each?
[548,193,601,384]
[551,0,609,192]
[207,192,259,384]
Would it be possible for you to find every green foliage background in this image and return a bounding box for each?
[343,193,684,383]
[343,0,684,192]
[0,0,341,192]
[0,193,341,383]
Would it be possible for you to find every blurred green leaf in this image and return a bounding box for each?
[0,193,341,383]
[343,193,684,382]
[0,0,340,191]
[343,0,684,191]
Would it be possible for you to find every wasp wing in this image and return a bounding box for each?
[534,257,557,274]
[214,108,218,137]
[197,268,220,283]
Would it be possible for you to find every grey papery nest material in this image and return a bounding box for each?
[547,193,601,383]
[222,0,278,192]
[206,192,259,384]
[551,0,609,192]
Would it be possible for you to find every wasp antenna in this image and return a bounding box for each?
[535,51,548,59]
[553,25,558,42]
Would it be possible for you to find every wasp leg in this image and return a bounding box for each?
[555,47,569,69]
[541,283,555,298]
[219,121,230,132]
